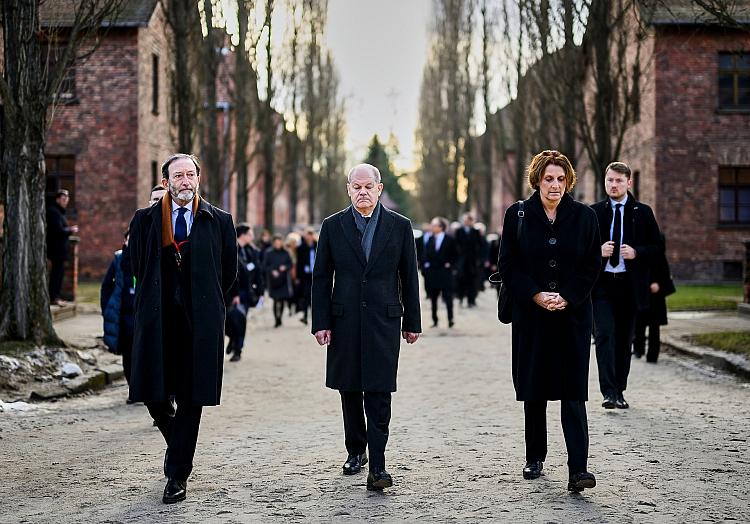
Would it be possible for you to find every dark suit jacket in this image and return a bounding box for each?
[128,197,237,406]
[311,205,421,392]
[591,192,661,311]
[421,233,457,293]
[46,203,72,261]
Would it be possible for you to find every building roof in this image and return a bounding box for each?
[641,0,750,26]
[40,0,159,28]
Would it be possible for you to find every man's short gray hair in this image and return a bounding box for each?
[347,163,382,184]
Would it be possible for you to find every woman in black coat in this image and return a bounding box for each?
[264,235,293,327]
[497,150,601,493]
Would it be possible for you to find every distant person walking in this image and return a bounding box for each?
[632,233,675,363]
[46,189,78,305]
[497,150,601,493]
[312,163,421,492]
[455,212,482,307]
[264,235,294,328]
[420,216,457,328]
[100,229,135,385]
[295,228,318,325]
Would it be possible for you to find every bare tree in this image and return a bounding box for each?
[161,0,201,152]
[199,0,223,203]
[0,0,124,345]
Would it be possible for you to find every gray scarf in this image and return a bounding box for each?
[352,202,381,261]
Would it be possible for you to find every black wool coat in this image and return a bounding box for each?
[311,205,422,392]
[421,234,458,293]
[263,247,294,300]
[590,192,661,311]
[497,191,601,401]
[46,203,72,261]
[127,198,237,406]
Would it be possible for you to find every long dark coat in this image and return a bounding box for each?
[590,192,661,311]
[311,205,421,392]
[127,198,237,406]
[497,191,601,401]
[46,203,72,261]
[422,234,458,293]
[263,247,294,300]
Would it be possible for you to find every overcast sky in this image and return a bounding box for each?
[327,0,431,172]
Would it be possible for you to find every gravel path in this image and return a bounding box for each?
[1,291,748,523]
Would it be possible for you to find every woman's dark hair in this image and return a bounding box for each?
[527,150,577,191]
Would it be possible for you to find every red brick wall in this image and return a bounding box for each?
[46,29,140,280]
[654,26,750,280]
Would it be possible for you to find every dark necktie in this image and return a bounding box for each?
[365,216,371,225]
[427,235,436,255]
[175,207,188,243]
[610,203,622,267]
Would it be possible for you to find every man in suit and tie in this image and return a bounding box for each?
[591,162,660,410]
[311,163,422,491]
[128,153,237,504]
[295,228,318,325]
[421,216,457,328]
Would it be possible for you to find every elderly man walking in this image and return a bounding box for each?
[128,153,237,504]
[312,163,421,491]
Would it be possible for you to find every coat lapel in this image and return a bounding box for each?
[364,206,396,274]
[339,207,367,268]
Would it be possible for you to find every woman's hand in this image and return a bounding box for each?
[533,292,567,311]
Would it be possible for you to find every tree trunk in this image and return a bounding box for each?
[0,1,60,345]
[201,0,221,203]
[166,0,198,153]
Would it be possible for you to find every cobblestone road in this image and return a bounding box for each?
[1,292,749,523]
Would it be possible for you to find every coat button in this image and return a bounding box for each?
[361,301,367,308]
[153,305,159,310]
[549,281,557,290]
[548,238,557,245]
[155,279,159,285]
[362,279,367,284]
[548,260,557,268]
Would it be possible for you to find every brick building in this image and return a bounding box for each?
[43,0,176,279]
[485,1,750,281]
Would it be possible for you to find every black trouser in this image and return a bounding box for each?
[146,399,203,481]
[428,288,454,324]
[633,311,661,362]
[340,391,392,471]
[48,257,66,302]
[593,274,637,397]
[273,299,284,325]
[145,303,203,481]
[524,400,589,474]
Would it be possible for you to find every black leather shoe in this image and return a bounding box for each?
[230,353,241,362]
[632,351,643,359]
[431,320,438,328]
[162,478,187,504]
[367,469,393,491]
[448,320,455,328]
[225,342,233,355]
[342,453,367,475]
[567,471,596,492]
[615,393,629,409]
[522,460,544,480]
[602,395,617,409]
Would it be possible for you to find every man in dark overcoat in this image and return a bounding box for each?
[454,212,483,307]
[591,161,660,410]
[128,153,237,504]
[46,189,78,304]
[312,163,421,492]
[420,216,457,328]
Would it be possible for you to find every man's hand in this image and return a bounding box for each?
[601,241,615,257]
[402,332,420,344]
[314,330,331,346]
[621,244,637,260]
[650,282,660,294]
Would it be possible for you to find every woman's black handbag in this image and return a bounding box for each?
[489,200,525,324]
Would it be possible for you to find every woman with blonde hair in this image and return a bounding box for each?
[496,150,601,493]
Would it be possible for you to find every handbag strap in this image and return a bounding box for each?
[516,200,525,241]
